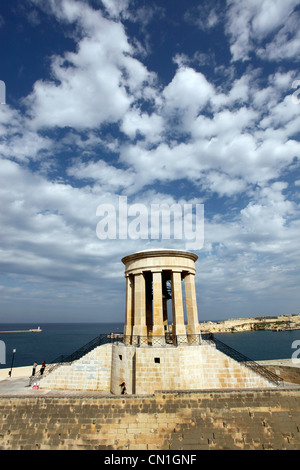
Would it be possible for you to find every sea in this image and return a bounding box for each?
[0,323,123,368]
[0,322,299,369]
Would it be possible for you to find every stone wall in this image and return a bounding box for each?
[0,389,299,450]
[41,344,112,391]
[111,342,136,394]
[114,343,276,395]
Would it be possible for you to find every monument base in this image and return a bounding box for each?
[41,341,277,394]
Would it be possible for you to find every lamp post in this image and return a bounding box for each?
[8,348,16,377]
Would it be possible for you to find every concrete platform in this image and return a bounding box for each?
[0,366,113,397]
[258,358,300,368]
[0,376,114,397]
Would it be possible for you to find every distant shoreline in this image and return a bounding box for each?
[200,314,300,333]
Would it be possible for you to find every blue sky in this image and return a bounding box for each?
[0,0,299,323]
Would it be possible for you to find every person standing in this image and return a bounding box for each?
[40,361,46,375]
[32,362,37,376]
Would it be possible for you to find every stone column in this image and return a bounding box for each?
[132,272,147,342]
[124,274,134,343]
[184,272,201,343]
[152,271,165,344]
[171,271,186,343]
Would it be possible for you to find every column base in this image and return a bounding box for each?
[123,324,133,344]
[172,324,187,345]
[132,324,148,346]
[151,325,165,346]
[152,325,165,336]
[186,324,201,344]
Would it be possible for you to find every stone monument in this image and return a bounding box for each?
[41,249,280,394]
[122,249,200,345]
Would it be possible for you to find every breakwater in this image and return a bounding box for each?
[0,327,42,334]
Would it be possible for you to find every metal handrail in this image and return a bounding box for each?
[39,334,121,379]
[122,333,202,347]
[203,334,284,386]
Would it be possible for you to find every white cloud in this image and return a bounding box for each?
[0,105,53,161]
[0,158,130,292]
[226,0,300,61]
[26,46,131,129]
[240,182,295,240]
[100,0,130,19]
[120,108,163,143]
[202,171,247,197]
[198,180,300,312]
[118,65,299,195]
[25,0,155,130]
[163,67,214,126]
[12,2,297,198]
[257,13,300,61]
[1,0,299,320]
[191,107,257,140]
[67,159,136,191]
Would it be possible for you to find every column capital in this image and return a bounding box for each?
[182,269,196,277]
[142,268,163,274]
[133,269,144,275]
